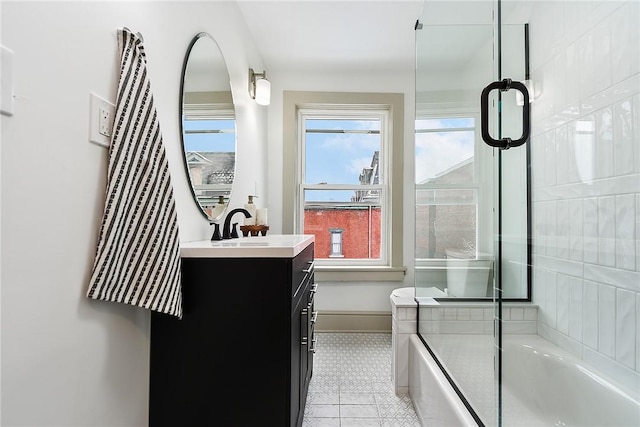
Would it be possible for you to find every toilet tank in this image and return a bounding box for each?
[445,249,493,297]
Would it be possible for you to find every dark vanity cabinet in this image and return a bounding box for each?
[149,242,315,427]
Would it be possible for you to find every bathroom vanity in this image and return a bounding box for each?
[149,235,316,427]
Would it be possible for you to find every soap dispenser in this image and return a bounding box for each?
[244,195,257,225]
[210,195,226,221]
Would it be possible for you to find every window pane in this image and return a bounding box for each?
[303,191,381,260]
[415,118,475,184]
[183,119,236,152]
[305,118,381,185]
[415,189,477,259]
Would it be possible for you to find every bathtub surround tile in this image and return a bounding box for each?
[528,0,640,385]
[523,307,538,321]
[545,270,558,328]
[615,194,636,271]
[593,19,613,95]
[615,289,636,370]
[634,95,640,174]
[598,196,616,267]
[569,277,583,341]
[611,2,640,85]
[583,197,599,264]
[613,99,635,176]
[556,125,569,185]
[545,130,558,187]
[439,321,485,335]
[573,115,596,184]
[569,199,584,261]
[535,255,582,279]
[510,307,524,321]
[584,263,640,293]
[557,199,570,259]
[637,294,640,373]
[598,284,616,358]
[469,308,484,321]
[532,265,546,309]
[578,30,595,100]
[546,201,558,258]
[443,308,456,321]
[456,308,470,321]
[583,280,599,349]
[557,274,570,335]
[637,194,640,272]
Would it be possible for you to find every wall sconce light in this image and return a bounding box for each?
[249,68,270,106]
[516,80,540,106]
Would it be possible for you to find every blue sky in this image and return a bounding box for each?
[304,118,380,186]
[415,117,475,184]
[182,118,236,152]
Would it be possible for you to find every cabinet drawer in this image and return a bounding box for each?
[292,243,314,300]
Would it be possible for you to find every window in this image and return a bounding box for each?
[283,92,405,281]
[182,102,235,214]
[300,111,386,264]
[329,229,344,257]
[415,115,486,259]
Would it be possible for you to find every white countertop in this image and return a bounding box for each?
[180,234,314,258]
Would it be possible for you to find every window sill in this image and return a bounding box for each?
[315,265,406,282]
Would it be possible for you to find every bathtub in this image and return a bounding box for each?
[502,335,640,426]
[409,334,640,426]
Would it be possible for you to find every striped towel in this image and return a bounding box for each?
[87,27,182,318]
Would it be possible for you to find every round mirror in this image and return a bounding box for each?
[180,32,236,222]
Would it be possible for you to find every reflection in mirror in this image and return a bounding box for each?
[180,32,236,222]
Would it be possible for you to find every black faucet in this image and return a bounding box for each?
[222,208,252,239]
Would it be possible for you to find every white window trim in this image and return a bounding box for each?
[283,91,405,282]
[297,108,390,267]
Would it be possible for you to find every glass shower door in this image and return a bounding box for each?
[415,1,531,426]
[414,1,500,425]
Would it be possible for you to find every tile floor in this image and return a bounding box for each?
[302,333,421,427]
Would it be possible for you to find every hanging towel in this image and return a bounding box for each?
[87,27,182,318]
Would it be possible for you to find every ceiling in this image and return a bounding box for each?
[236,0,425,73]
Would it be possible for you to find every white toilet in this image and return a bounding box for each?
[445,249,493,297]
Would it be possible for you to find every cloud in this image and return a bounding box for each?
[415,130,474,183]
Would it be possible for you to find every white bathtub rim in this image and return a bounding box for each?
[409,334,479,426]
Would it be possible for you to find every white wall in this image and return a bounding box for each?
[1,2,266,425]
[514,0,640,392]
[266,68,418,312]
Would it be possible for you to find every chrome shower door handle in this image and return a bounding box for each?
[480,78,531,149]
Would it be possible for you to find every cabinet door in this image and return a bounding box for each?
[291,293,303,427]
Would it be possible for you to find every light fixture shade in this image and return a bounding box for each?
[255,78,271,106]
[516,80,537,106]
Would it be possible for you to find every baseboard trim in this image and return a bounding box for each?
[315,310,392,333]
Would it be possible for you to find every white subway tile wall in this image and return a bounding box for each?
[530,0,640,386]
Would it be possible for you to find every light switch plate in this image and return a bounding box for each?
[89,92,115,148]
